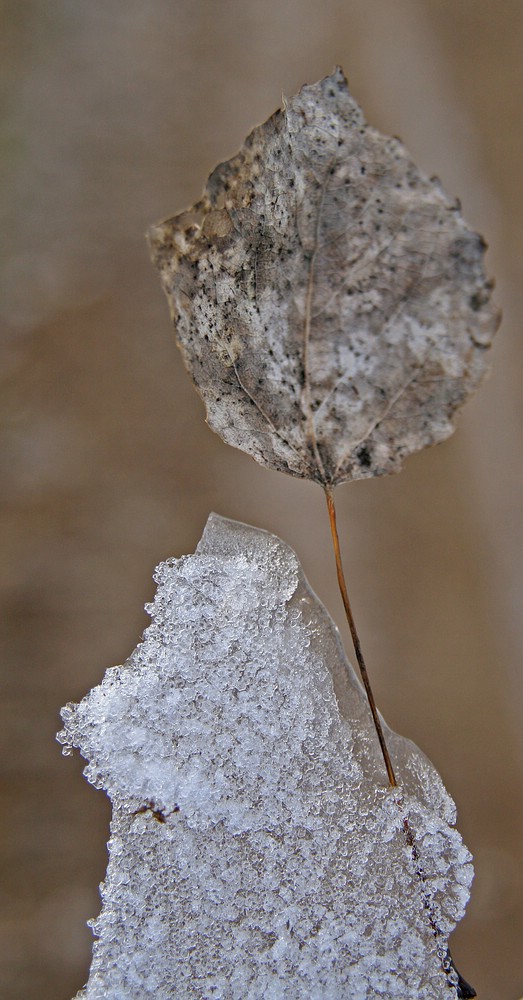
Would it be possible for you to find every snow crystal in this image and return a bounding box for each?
[58,514,473,999]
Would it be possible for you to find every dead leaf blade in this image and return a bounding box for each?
[149,68,500,487]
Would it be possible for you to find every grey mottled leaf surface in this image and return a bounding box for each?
[149,68,499,486]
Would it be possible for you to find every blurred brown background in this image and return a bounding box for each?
[1,2,522,998]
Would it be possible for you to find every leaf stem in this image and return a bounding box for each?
[325,487,397,787]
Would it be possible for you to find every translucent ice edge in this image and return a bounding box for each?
[58,513,473,1000]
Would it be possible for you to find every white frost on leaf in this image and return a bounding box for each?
[58,515,473,999]
[149,68,500,487]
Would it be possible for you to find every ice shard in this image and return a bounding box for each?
[58,514,473,999]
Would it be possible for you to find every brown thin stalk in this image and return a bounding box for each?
[325,487,397,787]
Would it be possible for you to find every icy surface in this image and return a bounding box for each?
[58,515,473,999]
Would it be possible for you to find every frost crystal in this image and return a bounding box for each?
[59,515,473,999]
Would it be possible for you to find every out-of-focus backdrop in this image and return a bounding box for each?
[1,2,522,998]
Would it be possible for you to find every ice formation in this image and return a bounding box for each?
[58,515,473,999]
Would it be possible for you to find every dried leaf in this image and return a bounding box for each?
[149,68,500,487]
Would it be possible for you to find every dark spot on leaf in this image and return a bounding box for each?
[356,445,372,469]
[469,292,483,312]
